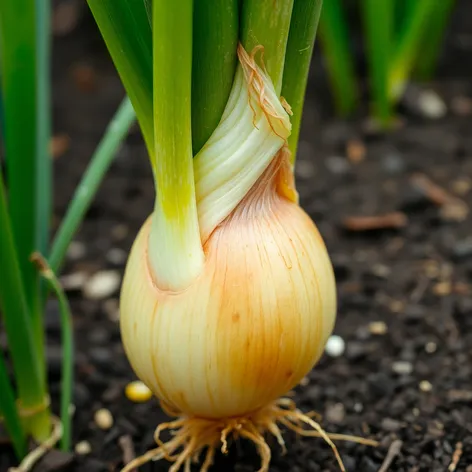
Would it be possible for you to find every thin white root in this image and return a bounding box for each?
[8,416,63,472]
[120,398,378,472]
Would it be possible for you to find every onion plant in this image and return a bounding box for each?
[88,1,377,471]
[319,0,455,125]
[0,0,136,466]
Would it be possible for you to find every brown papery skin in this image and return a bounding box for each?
[120,149,337,420]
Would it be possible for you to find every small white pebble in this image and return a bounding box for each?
[392,361,413,375]
[425,341,437,354]
[325,335,345,358]
[60,272,87,290]
[368,321,388,335]
[75,440,92,455]
[94,408,114,430]
[412,407,420,417]
[418,90,447,119]
[353,402,363,413]
[83,270,121,300]
[419,380,433,392]
[299,376,310,387]
[67,241,86,260]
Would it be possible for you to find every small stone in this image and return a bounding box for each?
[325,335,345,357]
[440,201,468,222]
[325,155,350,175]
[353,402,363,413]
[433,281,452,296]
[83,270,121,299]
[346,139,365,163]
[371,264,391,278]
[299,376,310,387]
[368,321,388,335]
[425,341,437,354]
[106,248,127,265]
[89,347,112,368]
[419,380,433,392]
[382,151,406,175]
[125,381,153,403]
[325,403,345,424]
[71,63,97,93]
[392,361,413,375]
[67,241,86,260]
[75,440,92,455]
[111,224,129,240]
[417,90,447,119]
[88,327,109,344]
[94,408,114,430]
[50,134,70,159]
[61,271,87,290]
[452,177,471,196]
[295,159,316,179]
[381,418,402,432]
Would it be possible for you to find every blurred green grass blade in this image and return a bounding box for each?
[0,0,40,314]
[32,253,73,452]
[49,97,136,273]
[390,0,437,100]
[0,353,26,459]
[282,0,323,161]
[87,0,153,156]
[361,0,393,126]
[191,0,238,154]
[318,0,357,116]
[35,0,52,259]
[0,174,46,428]
[413,0,455,81]
[241,0,294,94]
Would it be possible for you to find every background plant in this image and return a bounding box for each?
[318,0,456,126]
[0,0,136,464]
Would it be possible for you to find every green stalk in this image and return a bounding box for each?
[87,0,153,156]
[35,0,52,259]
[0,174,49,440]
[191,0,238,154]
[0,353,26,459]
[0,0,42,352]
[49,97,136,274]
[361,0,393,126]
[149,0,204,290]
[34,0,52,386]
[413,0,455,81]
[240,0,294,94]
[318,0,357,117]
[32,254,73,452]
[389,0,437,100]
[281,0,323,161]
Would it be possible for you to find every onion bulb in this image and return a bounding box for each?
[119,45,375,472]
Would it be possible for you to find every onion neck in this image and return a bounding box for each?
[148,44,293,291]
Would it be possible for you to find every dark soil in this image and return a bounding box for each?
[2,2,472,471]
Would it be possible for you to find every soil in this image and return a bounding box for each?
[2,2,472,471]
